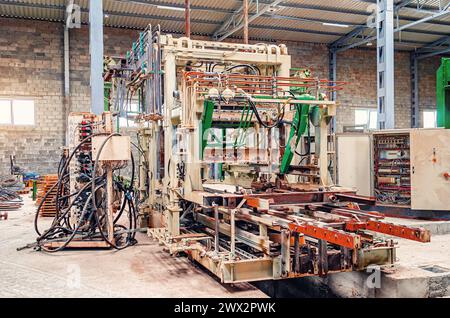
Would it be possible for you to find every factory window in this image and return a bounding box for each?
[422,110,437,128]
[355,108,377,130]
[0,99,35,125]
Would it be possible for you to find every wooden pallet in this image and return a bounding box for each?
[16,187,31,195]
[36,175,59,217]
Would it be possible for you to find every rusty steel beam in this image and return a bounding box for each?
[328,207,385,220]
[345,220,431,243]
[334,193,377,205]
[289,222,361,249]
[244,190,357,205]
[366,220,431,243]
[244,197,273,210]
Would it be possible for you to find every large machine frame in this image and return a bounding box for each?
[107,27,430,283]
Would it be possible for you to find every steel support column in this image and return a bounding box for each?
[329,50,337,132]
[63,26,70,143]
[89,0,104,115]
[410,53,419,128]
[377,0,395,129]
[63,0,72,144]
[329,50,337,102]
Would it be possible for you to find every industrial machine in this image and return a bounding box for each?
[101,26,431,283]
[34,112,137,252]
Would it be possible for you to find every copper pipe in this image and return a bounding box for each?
[243,0,249,44]
[185,0,191,38]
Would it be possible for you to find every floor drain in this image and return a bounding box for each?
[419,265,450,274]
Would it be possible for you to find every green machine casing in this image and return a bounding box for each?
[437,58,450,129]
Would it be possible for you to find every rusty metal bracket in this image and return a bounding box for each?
[289,222,361,249]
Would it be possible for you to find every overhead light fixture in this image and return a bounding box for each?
[267,5,282,13]
[104,14,110,19]
[156,5,185,12]
[322,22,349,28]
[366,42,373,46]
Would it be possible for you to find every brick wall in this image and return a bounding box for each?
[0,18,137,175]
[0,17,443,175]
[335,49,414,131]
[418,56,441,128]
[0,19,65,175]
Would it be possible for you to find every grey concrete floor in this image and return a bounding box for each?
[2,195,450,298]
[0,196,267,298]
[395,234,450,268]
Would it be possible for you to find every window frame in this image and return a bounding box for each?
[354,108,378,130]
[422,109,437,129]
[0,99,12,125]
[0,98,36,126]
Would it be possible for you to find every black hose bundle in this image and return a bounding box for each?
[247,97,285,129]
[34,133,138,252]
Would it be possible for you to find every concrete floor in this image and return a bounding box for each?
[0,196,266,298]
[2,195,450,298]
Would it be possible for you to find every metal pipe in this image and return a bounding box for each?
[213,203,220,254]
[230,209,236,258]
[63,25,70,144]
[185,0,191,38]
[243,0,249,44]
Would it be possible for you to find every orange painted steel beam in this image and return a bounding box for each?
[244,197,274,210]
[366,220,431,243]
[289,223,361,249]
[345,220,431,243]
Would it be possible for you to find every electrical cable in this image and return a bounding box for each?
[34,132,138,252]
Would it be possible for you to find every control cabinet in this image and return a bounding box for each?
[337,129,450,211]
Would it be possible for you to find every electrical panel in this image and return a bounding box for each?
[338,129,450,210]
[373,133,411,205]
[67,113,102,223]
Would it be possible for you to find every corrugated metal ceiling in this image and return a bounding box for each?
[0,0,449,50]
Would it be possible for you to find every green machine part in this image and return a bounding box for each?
[279,94,316,175]
[201,100,215,159]
[200,100,253,157]
[200,94,316,174]
[201,95,316,175]
[104,82,112,112]
[437,58,450,129]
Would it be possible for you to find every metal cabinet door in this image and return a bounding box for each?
[411,129,450,210]
[336,134,372,196]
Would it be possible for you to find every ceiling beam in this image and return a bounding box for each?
[415,34,450,59]
[353,0,440,12]
[0,1,347,38]
[0,0,448,45]
[331,1,450,52]
[115,0,450,28]
[213,0,284,41]
[395,0,416,10]
[2,0,450,28]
